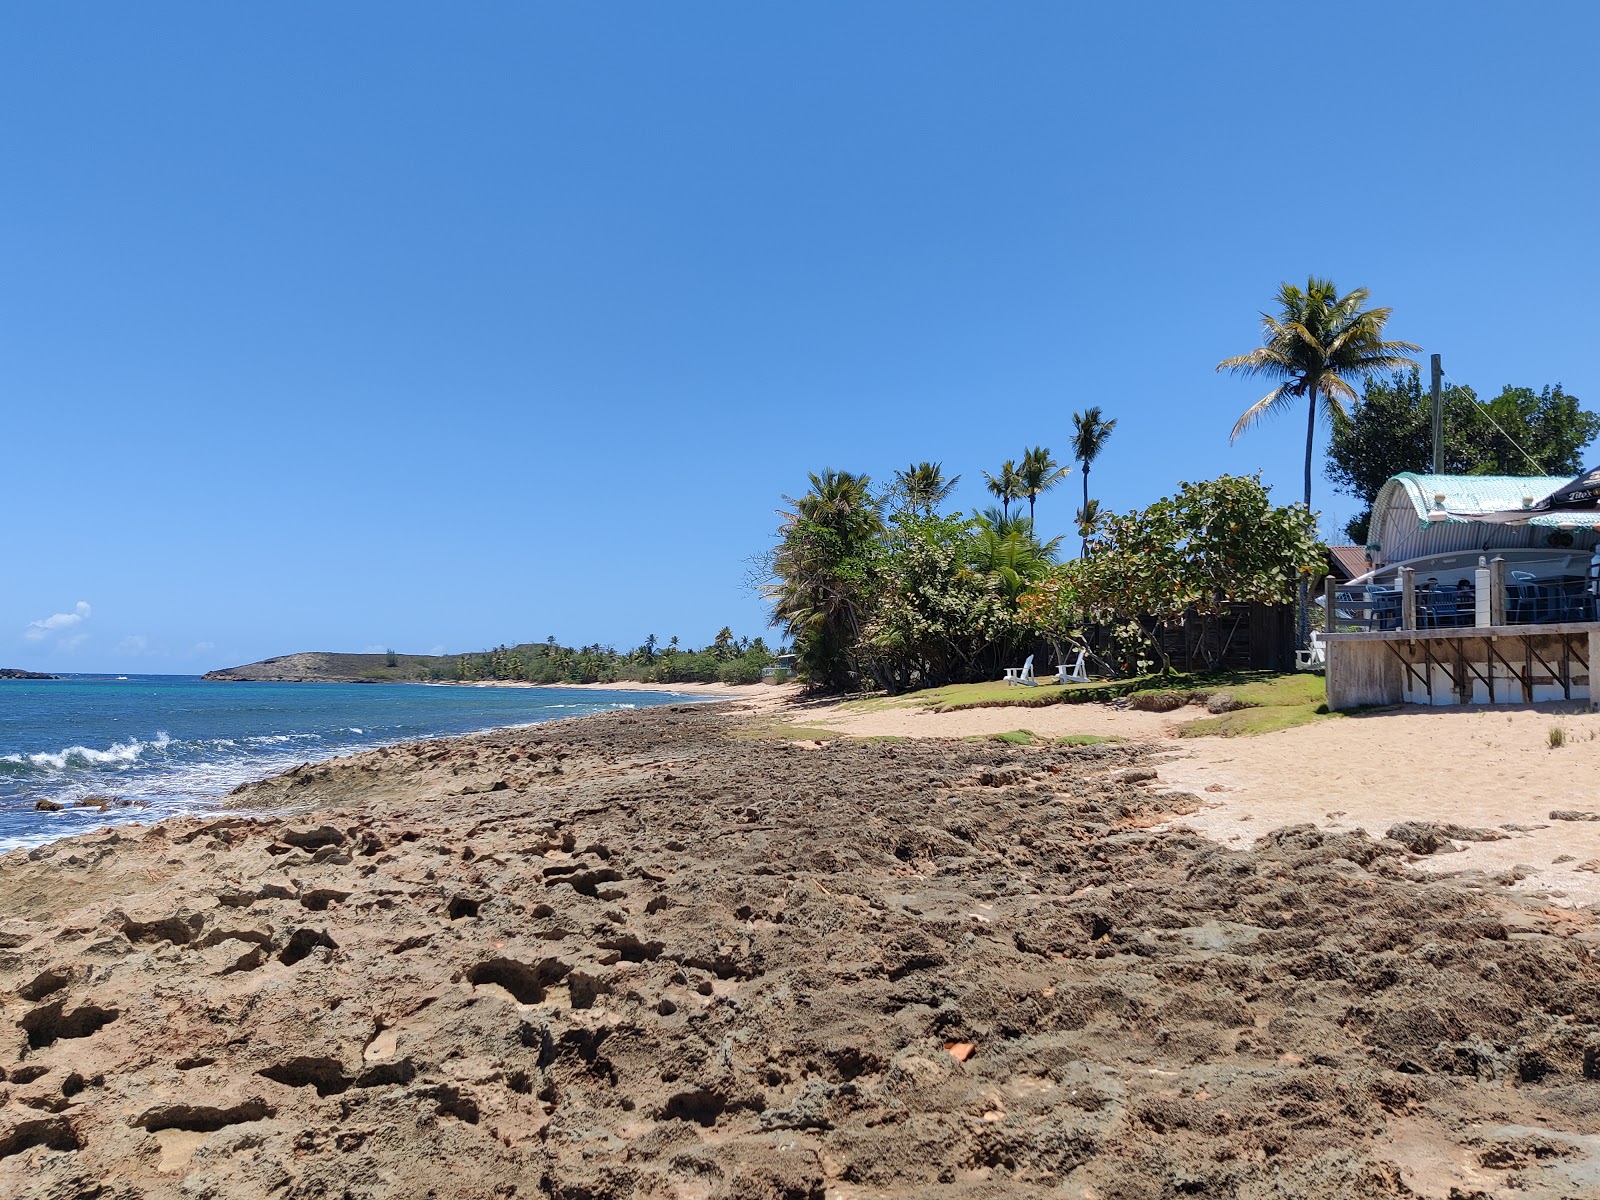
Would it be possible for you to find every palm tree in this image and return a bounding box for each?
[1074,498,1102,546]
[768,469,883,689]
[1218,277,1418,645]
[974,506,1035,540]
[982,460,1024,523]
[967,524,1061,605]
[892,461,960,517]
[1017,446,1070,533]
[1070,407,1117,557]
[1218,278,1418,510]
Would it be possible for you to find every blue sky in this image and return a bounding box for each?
[5,3,1598,672]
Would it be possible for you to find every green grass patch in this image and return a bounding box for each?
[987,730,1037,745]
[830,669,1332,740]
[732,721,843,741]
[1054,733,1122,746]
[1176,703,1334,738]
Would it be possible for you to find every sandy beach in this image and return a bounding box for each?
[804,694,1600,908]
[4,696,1600,1198]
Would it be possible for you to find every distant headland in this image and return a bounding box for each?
[0,667,60,679]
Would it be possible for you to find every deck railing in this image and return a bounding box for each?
[1325,561,1597,634]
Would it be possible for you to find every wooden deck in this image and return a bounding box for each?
[1325,623,1600,710]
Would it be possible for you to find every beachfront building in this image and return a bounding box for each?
[1324,470,1600,710]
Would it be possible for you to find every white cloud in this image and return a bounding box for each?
[430,645,446,656]
[193,641,215,653]
[59,633,89,652]
[25,601,91,642]
[115,635,149,655]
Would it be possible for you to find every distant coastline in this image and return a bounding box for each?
[201,652,792,701]
[0,667,60,680]
[203,635,781,688]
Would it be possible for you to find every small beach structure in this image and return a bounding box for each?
[1325,467,1600,709]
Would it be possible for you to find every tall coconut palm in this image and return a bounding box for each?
[1218,277,1418,645]
[1017,446,1070,533]
[982,460,1024,523]
[893,461,960,517]
[1070,407,1117,557]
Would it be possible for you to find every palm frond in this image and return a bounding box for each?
[1230,382,1298,442]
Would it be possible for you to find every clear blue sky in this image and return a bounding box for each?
[5,3,1597,672]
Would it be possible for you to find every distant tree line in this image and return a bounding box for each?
[431,629,780,685]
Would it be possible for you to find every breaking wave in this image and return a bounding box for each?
[0,732,174,774]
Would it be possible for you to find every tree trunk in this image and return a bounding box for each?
[1299,384,1318,651]
[1081,465,1091,558]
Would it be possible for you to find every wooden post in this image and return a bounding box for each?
[1589,630,1600,711]
[1324,575,1336,633]
[1401,567,1416,631]
[1490,556,1507,626]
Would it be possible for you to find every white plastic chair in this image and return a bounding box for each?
[1055,649,1089,684]
[1295,632,1326,671]
[1002,654,1036,686]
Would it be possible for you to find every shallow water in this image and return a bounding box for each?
[0,674,688,851]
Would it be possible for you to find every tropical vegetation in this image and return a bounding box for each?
[765,454,1320,690]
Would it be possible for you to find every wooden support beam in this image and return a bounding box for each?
[1463,638,1496,701]
[1401,567,1416,631]
[1384,639,1428,694]
[1490,557,1507,627]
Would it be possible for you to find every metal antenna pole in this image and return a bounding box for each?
[1430,353,1444,473]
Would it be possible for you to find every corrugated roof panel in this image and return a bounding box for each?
[1393,473,1572,517]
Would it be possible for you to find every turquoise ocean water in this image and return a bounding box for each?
[0,675,689,852]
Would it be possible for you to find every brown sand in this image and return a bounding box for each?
[3,701,1600,1198]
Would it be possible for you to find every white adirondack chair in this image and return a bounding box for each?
[1295,631,1326,671]
[1054,648,1089,684]
[1002,654,1036,686]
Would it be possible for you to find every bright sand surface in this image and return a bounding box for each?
[807,695,1600,907]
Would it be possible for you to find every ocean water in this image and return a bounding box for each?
[0,675,692,852]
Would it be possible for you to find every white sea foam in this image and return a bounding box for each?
[2,732,172,773]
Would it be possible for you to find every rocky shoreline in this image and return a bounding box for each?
[3,701,1600,1198]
